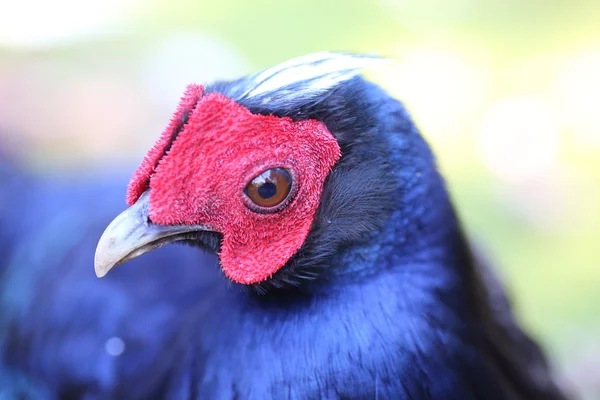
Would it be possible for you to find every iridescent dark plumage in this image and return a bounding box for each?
[0,54,568,399]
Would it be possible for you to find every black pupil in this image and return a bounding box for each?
[257,181,277,199]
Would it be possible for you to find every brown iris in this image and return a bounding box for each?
[244,168,293,210]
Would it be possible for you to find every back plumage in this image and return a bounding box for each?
[0,154,217,398]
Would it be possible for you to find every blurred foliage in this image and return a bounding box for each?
[1,0,599,396]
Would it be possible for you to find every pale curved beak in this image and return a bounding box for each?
[94,191,210,278]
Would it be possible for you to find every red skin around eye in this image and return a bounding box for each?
[127,85,341,284]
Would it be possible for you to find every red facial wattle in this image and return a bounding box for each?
[126,84,341,284]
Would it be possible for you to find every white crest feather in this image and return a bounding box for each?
[238,52,390,102]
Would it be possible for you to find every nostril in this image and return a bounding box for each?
[145,212,155,225]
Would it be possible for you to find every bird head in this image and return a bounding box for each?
[95,53,401,289]
[93,53,569,399]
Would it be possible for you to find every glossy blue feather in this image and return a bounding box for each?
[0,72,566,399]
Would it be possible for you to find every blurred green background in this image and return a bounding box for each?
[1,0,598,397]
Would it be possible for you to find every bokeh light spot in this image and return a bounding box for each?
[105,336,125,357]
[477,97,561,182]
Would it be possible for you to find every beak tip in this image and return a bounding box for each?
[95,267,107,278]
[94,244,115,278]
[94,256,111,278]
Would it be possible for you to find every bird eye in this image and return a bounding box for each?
[244,168,293,211]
